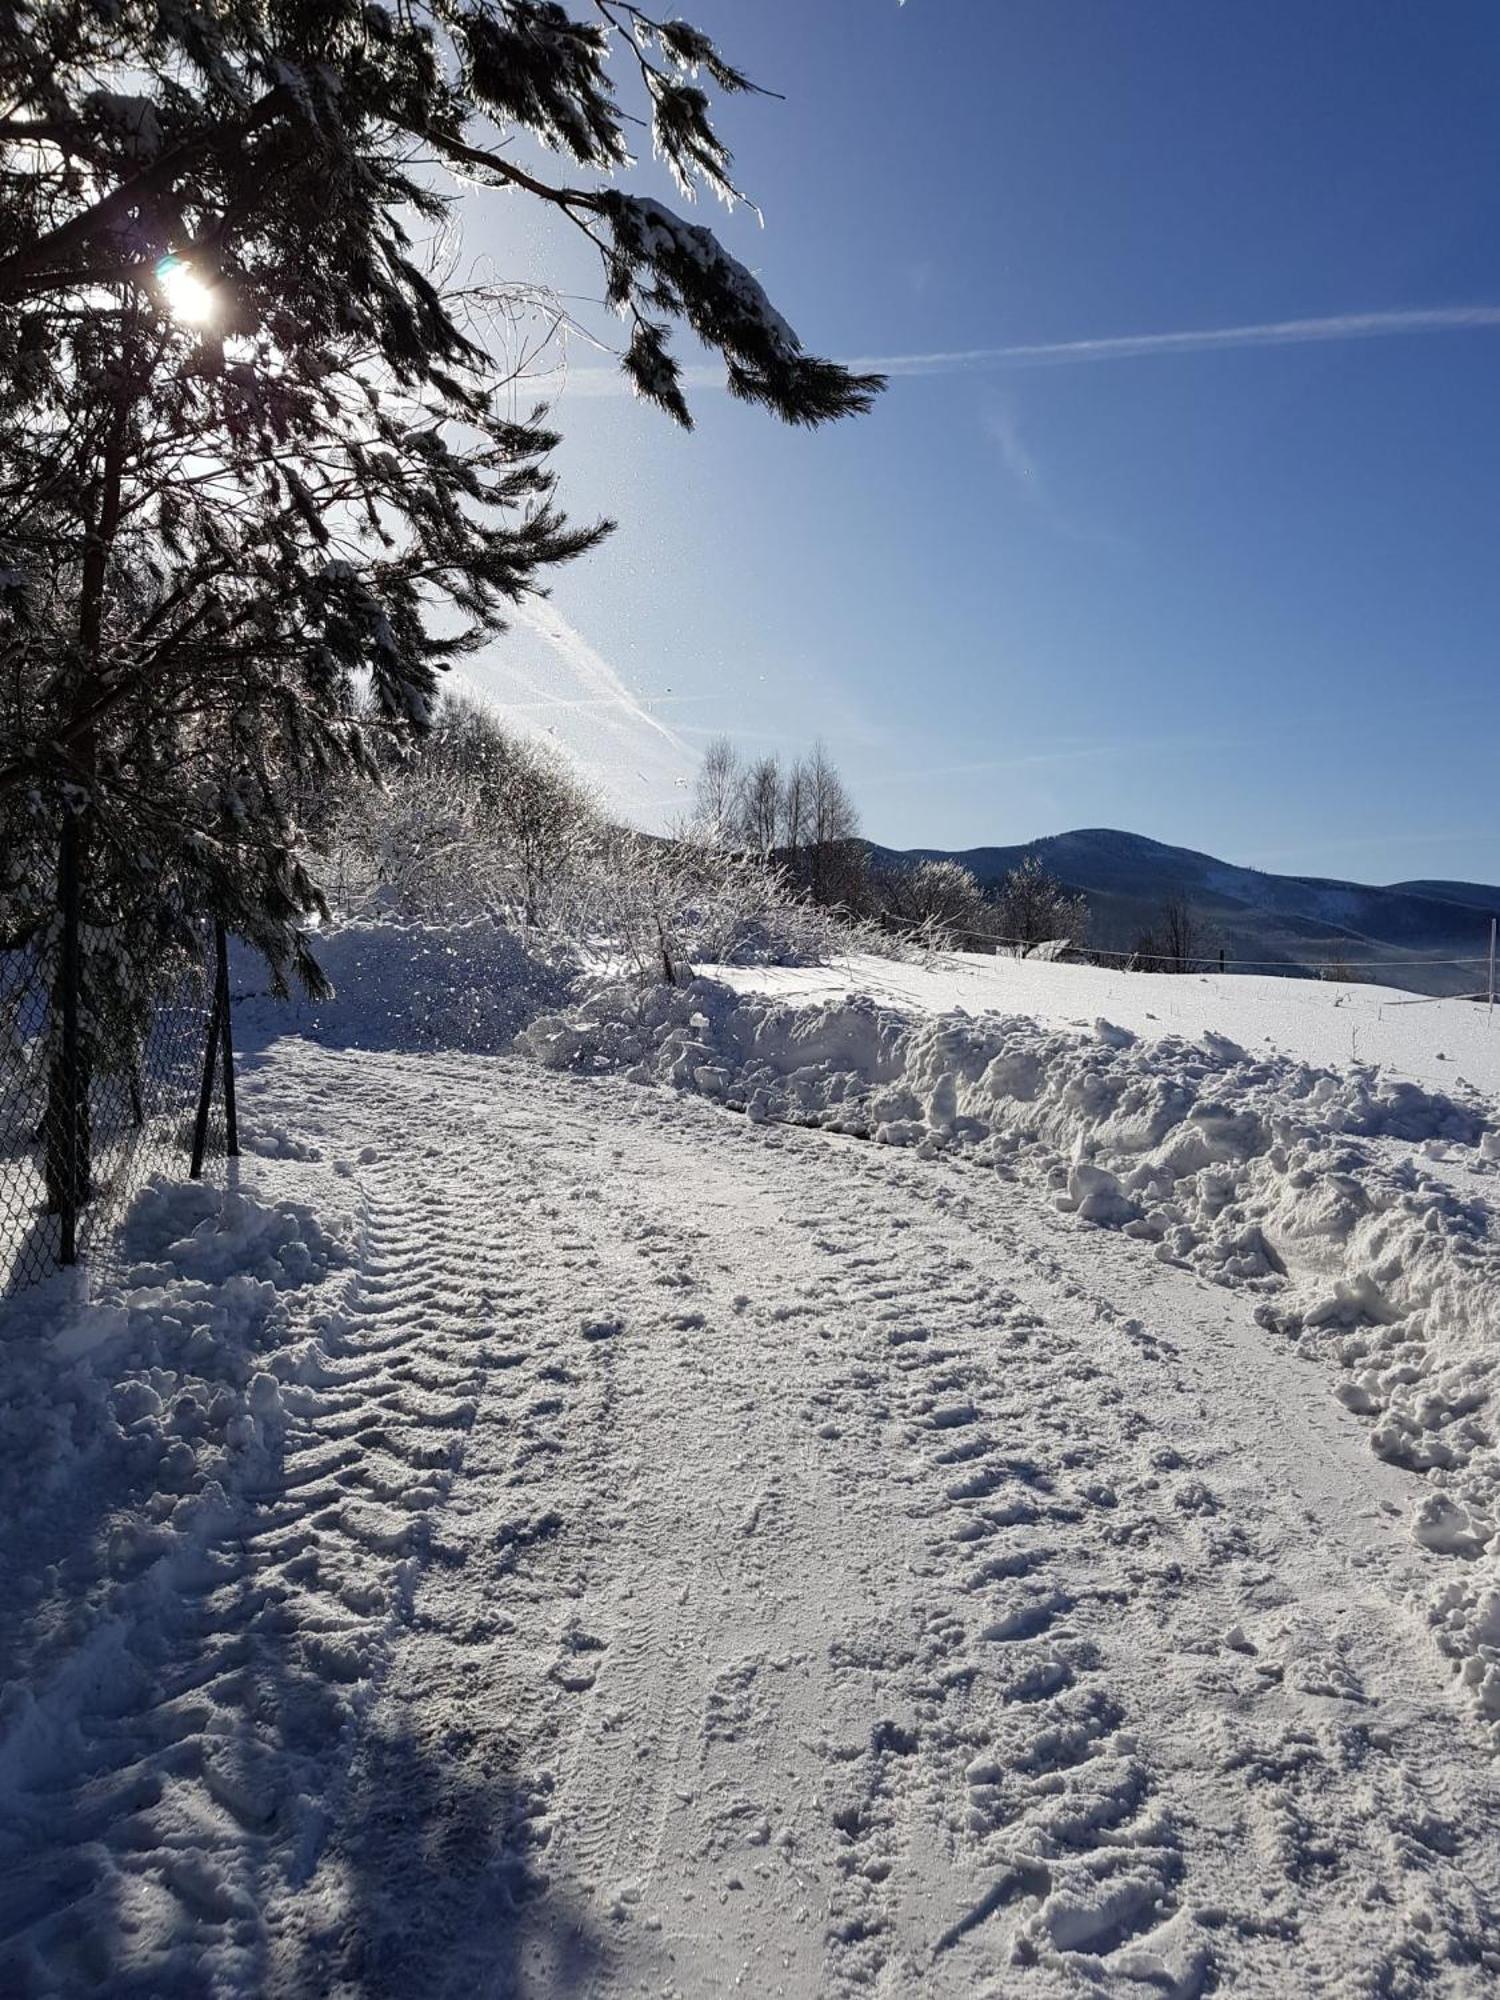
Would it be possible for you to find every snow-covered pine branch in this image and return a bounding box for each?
[0,0,881,1001]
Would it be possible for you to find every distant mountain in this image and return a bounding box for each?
[1390,880,1500,914]
[867,828,1500,996]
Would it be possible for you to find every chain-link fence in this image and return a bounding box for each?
[1,858,238,1296]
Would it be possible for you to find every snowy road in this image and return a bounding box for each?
[6,1039,1500,1995]
[237,1045,1500,1998]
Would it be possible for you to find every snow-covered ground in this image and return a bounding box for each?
[4,936,1500,1994]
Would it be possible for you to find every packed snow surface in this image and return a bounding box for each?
[4,932,1500,1994]
[524,955,1500,1741]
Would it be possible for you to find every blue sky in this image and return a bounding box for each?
[460,0,1500,886]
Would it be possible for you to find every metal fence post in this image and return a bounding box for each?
[189,945,224,1182]
[57,813,81,1264]
[216,922,238,1158]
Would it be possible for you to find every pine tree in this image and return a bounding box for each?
[0,0,882,1211]
[0,1,882,972]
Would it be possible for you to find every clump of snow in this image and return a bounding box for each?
[520,970,1500,1733]
[2,1179,352,1529]
[122,1176,343,1288]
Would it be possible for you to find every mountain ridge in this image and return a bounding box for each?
[867,827,1499,996]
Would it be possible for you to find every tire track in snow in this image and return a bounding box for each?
[572,1080,1500,1996]
[781,1186,1208,1995]
[13,1043,1498,1995]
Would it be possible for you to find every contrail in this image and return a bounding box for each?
[849,305,1500,375]
[506,597,693,761]
[544,305,1500,397]
[467,595,700,822]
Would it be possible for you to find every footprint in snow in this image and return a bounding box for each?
[982,1589,1075,1644]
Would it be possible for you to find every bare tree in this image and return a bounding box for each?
[806,743,858,848]
[804,742,862,904]
[740,756,783,858]
[779,758,811,869]
[1158,893,1202,974]
[692,736,745,846]
[685,735,865,907]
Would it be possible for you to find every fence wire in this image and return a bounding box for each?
[1,921,229,1297]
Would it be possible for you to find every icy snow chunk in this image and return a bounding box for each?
[1031,1866,1166,1953]
[1411,1492,1489,1558]
[1060,1160,1138,1227]
[1303,1274,1393,1329]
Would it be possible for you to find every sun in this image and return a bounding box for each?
[155,254,215,325]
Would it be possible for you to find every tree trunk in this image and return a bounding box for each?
[41,322,136,1247]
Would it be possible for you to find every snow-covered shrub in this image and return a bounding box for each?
[566,827,902,980]
[323,695,601,934]
[874,857,993,950]
[991,855,1089,955]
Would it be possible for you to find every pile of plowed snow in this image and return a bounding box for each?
[704,947,1500,1097]
[520,974,1500,1731]
[235,917,572,1054]
[0,1179,361,1836]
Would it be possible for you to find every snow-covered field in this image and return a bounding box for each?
[706,948,1500,1099]
[4,935,1500,1995]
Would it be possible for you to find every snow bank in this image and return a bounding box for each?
[706,948,1500,1101]
[2,1176,351,1515]
[0,1166,367,1970]
[520,974,1500,1734]
[236,917,572,1055]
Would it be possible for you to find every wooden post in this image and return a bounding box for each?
[1489,916,1496,1016]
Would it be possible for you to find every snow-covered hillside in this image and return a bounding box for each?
[4,934,1500,1995]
